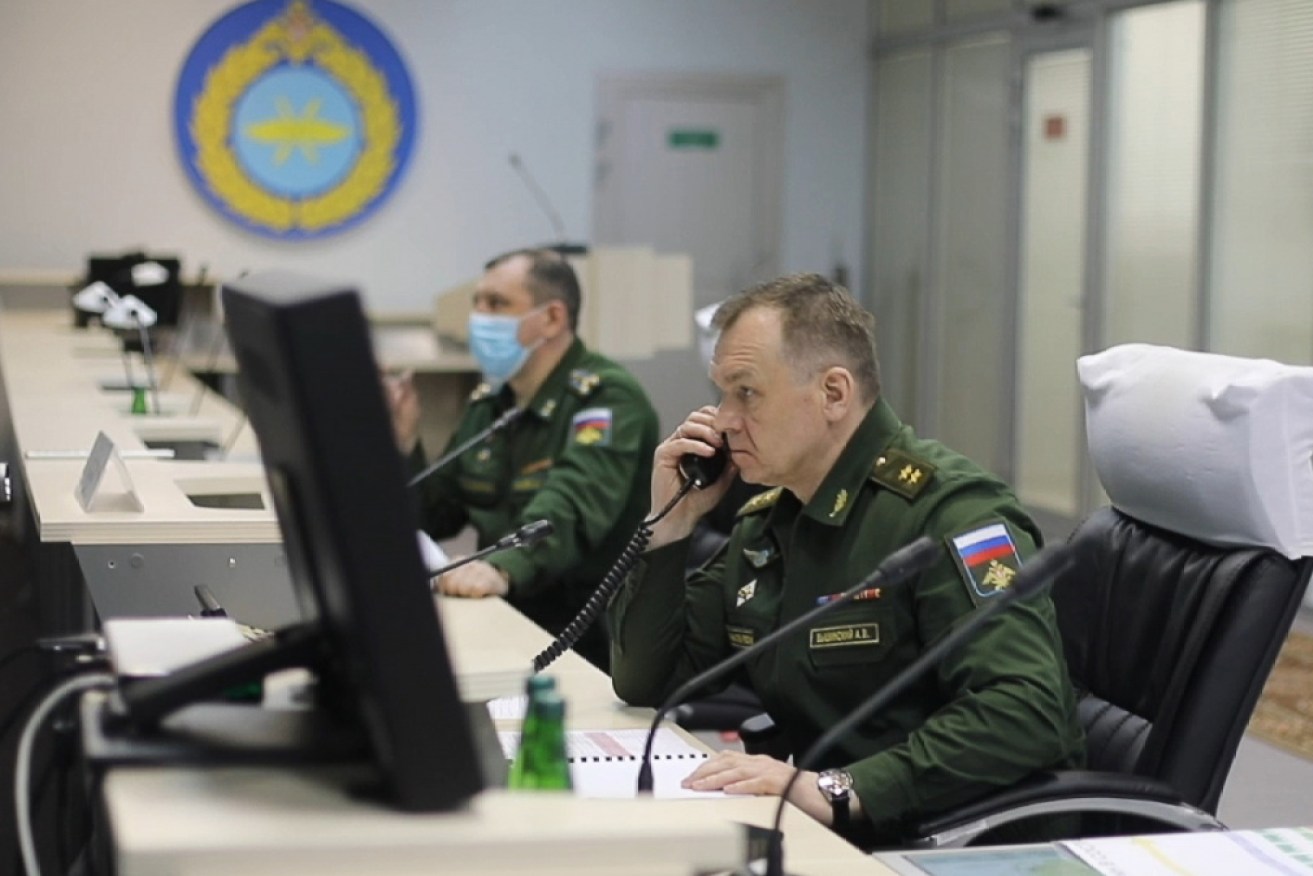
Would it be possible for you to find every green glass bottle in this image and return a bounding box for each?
[508,675,556,790]
[130,386,148,415]
[527,693,572,791]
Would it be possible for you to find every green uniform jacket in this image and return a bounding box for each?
[609,399,1084,840]
[413,338,659,638]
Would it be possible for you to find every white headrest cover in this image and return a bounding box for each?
[1079,343,1313,559]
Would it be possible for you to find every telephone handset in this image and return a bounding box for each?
[531,432,728,673]
[678,435,729,490]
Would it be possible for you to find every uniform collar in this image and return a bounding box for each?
[521,337,587,421]
[800,398,902,527]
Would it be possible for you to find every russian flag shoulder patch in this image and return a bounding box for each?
[947,521,1022,605]
[571,406,613,446]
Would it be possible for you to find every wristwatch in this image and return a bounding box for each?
[815,768,854,831]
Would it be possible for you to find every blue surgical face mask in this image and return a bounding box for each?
[467,307,545,387]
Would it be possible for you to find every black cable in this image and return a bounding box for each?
[530,479,696,673]
[78,770,106,876]
[0,677,51,747]
[16,673,114,876]
[50,697,92,876]
[58,724,98,876]
[0,662,105,748]
[51,714,75,876]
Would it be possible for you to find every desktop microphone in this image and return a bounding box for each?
[162,263,209,390]
[104,295,161,414]
[219,412,248,460]
[508,152,568,243]
[635,536,942,795]
[406,407,524,489]
[761,542,1077,876]
[191,269,246,415]
[426,518,554,582]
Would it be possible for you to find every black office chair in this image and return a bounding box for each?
[906,506,1312,846]
[745,342,1313,848]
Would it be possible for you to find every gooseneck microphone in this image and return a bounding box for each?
[635,536,942,794]
[407,407,524,489]
[508,152,568,243]
[427,519,554,582]
[762,543,1077,876]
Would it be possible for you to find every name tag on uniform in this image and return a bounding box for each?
[809,623,879,649]
[511,475,546,492]
[726,625,756,649]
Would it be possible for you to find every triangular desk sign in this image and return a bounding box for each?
[74,431,145,513]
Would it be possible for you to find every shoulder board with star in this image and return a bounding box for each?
[568,368,603,397]
[736,486,783,518]
[468,382,495,402]
[869,449,936,500]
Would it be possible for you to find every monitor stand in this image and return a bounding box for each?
[80,622,507,787]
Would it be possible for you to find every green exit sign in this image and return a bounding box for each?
[668,129,719,150]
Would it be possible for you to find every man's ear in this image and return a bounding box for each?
[820,366,855,421]
[542,299,569,338]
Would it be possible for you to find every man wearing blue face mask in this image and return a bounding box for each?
[389,248,659,670]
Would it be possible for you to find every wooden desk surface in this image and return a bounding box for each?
[102,596,892,875]
[0,308,279,544]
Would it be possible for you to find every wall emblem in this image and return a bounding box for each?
[174,0,417,239]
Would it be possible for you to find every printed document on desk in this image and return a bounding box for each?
[1064,827,1313,876]
[882,844,1094,876]
[497,727,725,800]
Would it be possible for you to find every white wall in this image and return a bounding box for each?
[0,0,870,313]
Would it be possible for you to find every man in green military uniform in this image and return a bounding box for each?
[391,249,658,669]
[609,274,1083,843]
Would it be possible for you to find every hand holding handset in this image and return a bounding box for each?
[531,428,729,673]
[678,436,729,490]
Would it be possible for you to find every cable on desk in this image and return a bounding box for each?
[15,673,114,876]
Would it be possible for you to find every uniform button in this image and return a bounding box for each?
[876,456,886,466]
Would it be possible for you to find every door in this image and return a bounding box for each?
[1008,6,1102,538]
[594,74,783,311]
[593,75,784,430]
[1013,41,1094,534]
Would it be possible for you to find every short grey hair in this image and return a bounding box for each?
[713,273,880,403]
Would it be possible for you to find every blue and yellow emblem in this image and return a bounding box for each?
[174,0,417,239]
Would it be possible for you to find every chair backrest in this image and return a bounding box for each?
[1069,343,1313,813]
[1056,507,1312,814]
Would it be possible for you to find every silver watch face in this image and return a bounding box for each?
[818,769,853,799]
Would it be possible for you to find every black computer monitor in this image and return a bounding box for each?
[108,270,482,812]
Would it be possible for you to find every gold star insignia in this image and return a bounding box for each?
[899,465,923,485]
[830,489,848,518]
